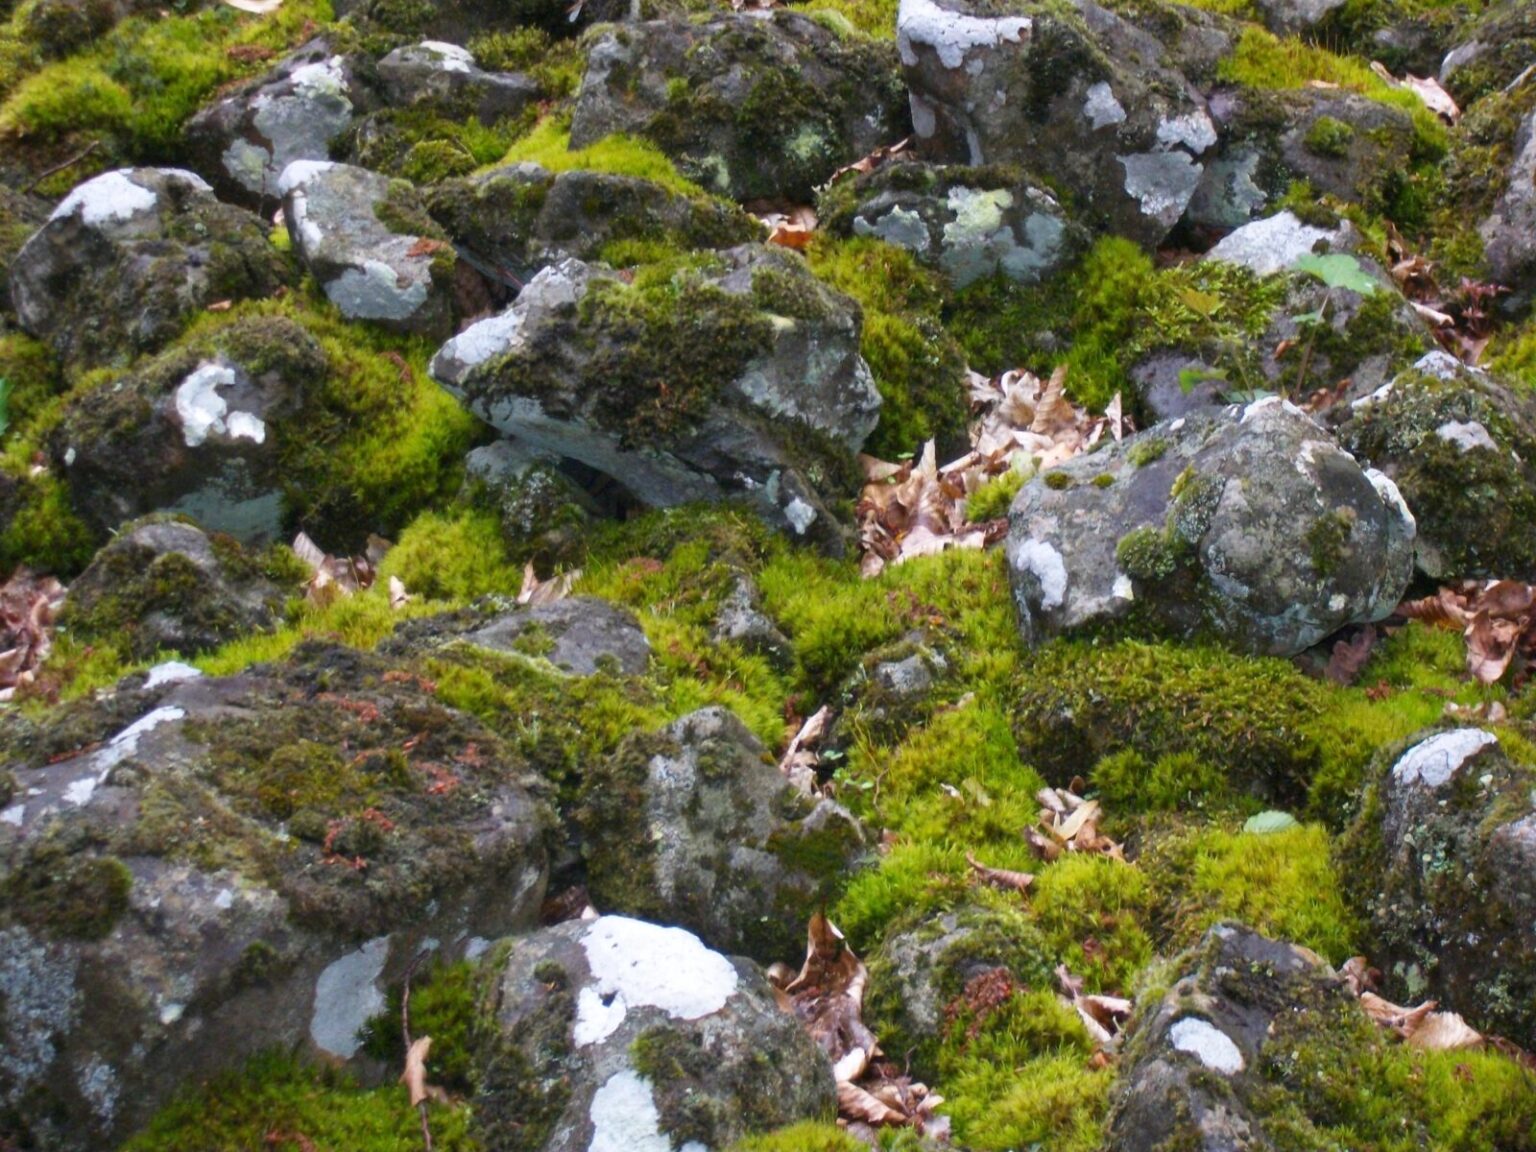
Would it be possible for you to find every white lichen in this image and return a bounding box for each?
[1169,1017,1245,1074]
[1083,82,1126,129]
[174,362,266,448]
[309,935,391,1059]
[1010,537,1069,611]
[1393,728,1497,791]
[587,1069,709,1152]
[50,170,159,227]
[897,0,1031,70]
[573,917,738,1048]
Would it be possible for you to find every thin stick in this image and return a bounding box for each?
[401,949,434,1152]
[23,140,102,196]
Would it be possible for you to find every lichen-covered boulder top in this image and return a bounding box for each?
[0,643,551,1147]
[570,10,910,202]
[1006,396,1416,655]
[476,914,836,1152]
[1346,728,1536,1047]
[8,168,288,373]
[430,247,880,548]
[375,40,540,125]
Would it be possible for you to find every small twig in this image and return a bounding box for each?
[401,950,434,1152]
[23,140,102,196]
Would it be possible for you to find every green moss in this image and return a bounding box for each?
[124,1051,475,1152]
[495,115,709,199]
[1114,525,1179,582]
[787,0,896,39]
[378,507,523,603]
[6,844,132,940]
[1126,437,1167,467]
[1092,748,1230,813]
[360,958,481,1094]
[1030,854,1153,991]
[966,468,1026,521]
[1043,470,1073,490]
[945,1052,1110,1152]
[1305,115,1355,158]
[729,1122,868,1152]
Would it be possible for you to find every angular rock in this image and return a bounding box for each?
[897,0,1218,246]
[461,439,596,561]
[570,12,909,202]
[1347,729,1536,1047]
[50,314,319,543]
[280,161,454,337]
[1329,352,1536,580]
[0,644,551,1148]
[8,168,287,373]
[1005,397,1416,656]
[1476,105,1536,293]
[1203,210,1349,278]
[819,158,1084,289]
[475,914,836,1151]
[375,40,541,124]
[1252,0,1347,34]
[429,248,879,548]
[61,518,292,661]
[185,40,370,209]
[578,707,866,960]
[711,574,792,670]
[466,597,653,676]
[428,163,760,292]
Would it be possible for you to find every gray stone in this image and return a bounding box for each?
[475,915,837,1152]
[429,248,879,548]
[8,168,287,373]
[185,40,369,209]
[570,11,909,203]
[1203,210,1346,277]
[280,161,453,336]
[897,0,1218,247]
[1005,397,1416,656]
[466,596,653,676]
[1185,147,1270,231]
[579,707,866,961]
[375,41,541,125]
[1252,0,1347,35]
[711,575,792,670]
[1478,107,1536,293]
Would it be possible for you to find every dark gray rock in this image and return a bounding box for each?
[1439,0,1536,103]
[1005,397,1416,655]
[1202,210,1350,277]
[429,248,879,548]
[570,11,909,203]
[279,160,454,337]
[375,40,541,124]
[466,597,653,676]
[1347,728,1536,1047]
[0,645,551,1148]
[184,40,370,209]
[1329,352,1536,581]
[711,575,792,670]
[475,914,837,1152]
[578,707,866,961]
[8,168,287,373]
[51,314,319,544]
[897,0,1218,247]
[1252,0,1347,36]
[1477,105,1536,293]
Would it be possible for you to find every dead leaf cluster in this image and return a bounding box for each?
[292,532,393,608]
[1381,225,1505,366]
[1398,580,1536,685]
[0,567,65,701]
[965,852,1034,894]
[775,914,949,1140]
[1369,62,1461,123]
[857,365,1128,577]
[1341,957,1486,1052]
[1027,785,1125,862]
[516,562,581,606]
[754,205,818,251]
[778,705,830,796]
[1056,964,1133,1050]
[826,138,912,188]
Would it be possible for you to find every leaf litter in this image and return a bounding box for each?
[0,567,66,700]
[1397,579,1536,686]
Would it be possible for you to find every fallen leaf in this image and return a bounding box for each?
[828,137,912,186]
[0,567,66,700]
[517,562,581,606]
[406,237,450,259]
[219,0,283,11]
[388,575,411,610]
[1325,624,1376,685]
[205,299,233,312]
[966,852,1034,893]
[401,1036,432,1107]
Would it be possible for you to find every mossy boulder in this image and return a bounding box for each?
[1440,0,1536,104]
[0,184,48,311]
[0,641,552,1147]
[1006,398,1416,655]
[60,518,294,661]
[279,161,456,337]
[184,40,372,210]
[8,168,289,375]
[1330,352,1536,580]
[1472,99,1536,295]
[429,248,879,549]
[569,11,909,203]
[818,157,1085,290]
[51,314,321,544]
[577,707,866,961]
[1343,728,1536,1047]
[897,0,1217,247]
[388,596,653,677]
[428,162,760,293]
[475,914,836,1152]
[375,40,541,125]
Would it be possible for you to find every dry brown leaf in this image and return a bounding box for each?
[837,1081,907,1125]
[966,852,1035,893]
[1466,612,1524,685]
[1054,799,1101,844]
[760,205,818,250]
[779,705,830,796]
[828,137,911,186]
[388,575,411,610]
[1360,991,1439,1038]
[401,1036,432,1107]
[0,567,66,700]
[1410,1011,1484,1051]
[220,0,282,10]
[406,237,450,259]
[517,562,581,606]
[1325,624,1377,685]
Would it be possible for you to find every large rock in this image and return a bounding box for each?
[429,248,880,548]
[1476,104,1536,294]
[897,0,1218,246]
[428,163,760,292]
[0,643,551,1148]
[1330,352,1536,581]
[50,314,319,544]
[578,707,866,961]
[570,12,909,203]
[387,596,654,677]
[60,518,292,661]
[184,40,371,209]
[8,168,287,373]
[1005,397,1416,656]
[818,158,1083,289]
[375,40,541,124]
[1347,728,1536,1047]
[474,914,837,1151]
[279,161,455,337]
[1439,0,1536,102]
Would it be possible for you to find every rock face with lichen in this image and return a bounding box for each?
[1330,352,1536,580]
[570,11,910,202]
[429,247,880,549]
[1005,397,1416,655]
[1345,728,1536,1048]
[50,314,320,545]
[577,707,867,961]
[0,643,551,1149]
[473,915,837,1152]
[7,168,288,373]
[897,0,1219,246]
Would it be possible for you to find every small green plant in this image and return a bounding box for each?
[1289,252,1378,394]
